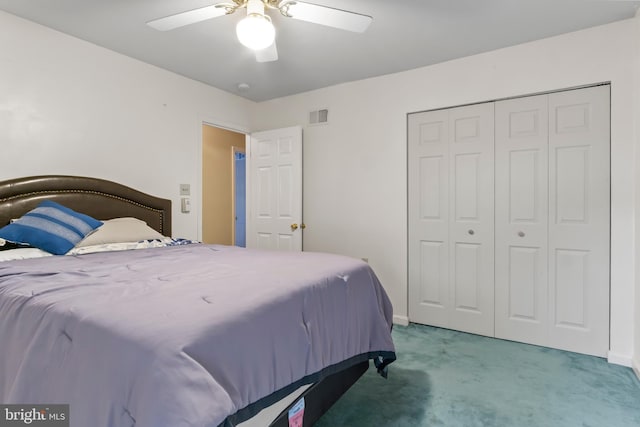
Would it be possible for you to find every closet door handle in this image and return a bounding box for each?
[468,229,475,235]
[518,231,525,237]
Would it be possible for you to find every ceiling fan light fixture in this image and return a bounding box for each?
[236,0,275,51]
[236,13,275,50]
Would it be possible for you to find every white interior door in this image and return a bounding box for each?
[408,109,451,328]
[448,103,495,336]
[408,103,495,337]
[547,85,610,357]
[247,126,303,251]
[409,85,610,356]
[495,85,610,356]
[495,94,549,346]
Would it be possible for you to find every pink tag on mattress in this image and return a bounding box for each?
[288,397,305,427]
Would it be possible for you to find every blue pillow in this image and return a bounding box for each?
[0,200,103,255]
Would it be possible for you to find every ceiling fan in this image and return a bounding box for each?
[147,0,372,63]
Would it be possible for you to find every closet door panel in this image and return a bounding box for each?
[408,110,451,327]
[453,242,481,311]
[507,246,542,319]
[548,85,610,357]
[495,95,549,346]
[448,103,494,336]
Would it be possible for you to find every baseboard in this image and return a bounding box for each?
[607,351,633,367]
[633,359,640,381]
[393,315,409,326]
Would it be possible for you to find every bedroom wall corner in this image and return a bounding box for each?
[393,315,409,327]
[633,7,640,380]
[0,10,254,241]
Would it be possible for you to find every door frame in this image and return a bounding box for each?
[198,118,250,242]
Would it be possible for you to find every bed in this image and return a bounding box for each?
[0,175,396,427]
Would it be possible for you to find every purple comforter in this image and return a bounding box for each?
[0,244,395,427]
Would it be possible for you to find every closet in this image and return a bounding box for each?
[408,85,610,357]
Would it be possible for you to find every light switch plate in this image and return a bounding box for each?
[181,197,191,213]
[179,184,190,196]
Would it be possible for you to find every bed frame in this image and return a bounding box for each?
[0,175,369,427]
[0,175,171,236]
[266,360,368,427]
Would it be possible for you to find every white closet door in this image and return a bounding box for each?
[409,85,609,356]
[495,94,549,345]
[448,103,495,336]
[408,109,451,327]
[408,104,495,336]
[548,86,610,357]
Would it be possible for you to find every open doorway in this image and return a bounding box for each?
[201,124,246,245]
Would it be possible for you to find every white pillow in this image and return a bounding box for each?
[67,238,176,256]
[74,217,165,248]
[0,248,53,262]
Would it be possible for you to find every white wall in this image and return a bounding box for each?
[634,10,640,379]
[0,11,253,240]
[251,18,639,364]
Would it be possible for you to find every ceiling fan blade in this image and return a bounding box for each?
[255,41,279,62]
[284,1,372,33]
[147,4,228,31]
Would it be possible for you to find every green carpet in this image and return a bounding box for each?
[316,323,640,427]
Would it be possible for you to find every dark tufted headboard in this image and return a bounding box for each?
[0,176,172,236]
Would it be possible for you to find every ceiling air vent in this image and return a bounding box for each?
[309,108,328,125]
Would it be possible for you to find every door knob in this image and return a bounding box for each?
[301,223,306,229]
[291,223,299,231]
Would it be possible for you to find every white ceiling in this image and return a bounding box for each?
[1,0,638,102]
